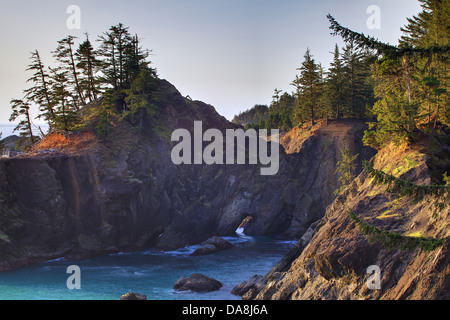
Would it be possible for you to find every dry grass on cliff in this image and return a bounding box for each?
[32,130,99,154]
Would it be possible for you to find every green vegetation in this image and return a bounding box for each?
[444,172,450,186]
[348,210,447,251]
[9,0,449,153]
[234,0,449,151]
[9,99,38,146]
[232,105,269,128]
[363,160,449,210]
[233,42,375,131]
[334,148,359,195]
[328,0,449,149]
[349,155,450,251]
[10,23,157,144]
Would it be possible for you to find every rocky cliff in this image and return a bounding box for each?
[0,78,374,271]
[243,141,450,300]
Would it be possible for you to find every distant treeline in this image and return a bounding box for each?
[233,0,449,150]
[233,43,376,131]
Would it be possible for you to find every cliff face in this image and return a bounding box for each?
[0,78,374,271]
[246,142,450,300]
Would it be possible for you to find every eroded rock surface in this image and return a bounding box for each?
[173,273,223,292]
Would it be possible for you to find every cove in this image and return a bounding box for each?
[0,233,296,300]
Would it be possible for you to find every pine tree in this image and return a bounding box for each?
[95,90,116,142]
[341,42,374,118]
[124,65,158,133]
[334,147,359,195]
[98,23,133,91]
[327,44,346,119]
[400,0,450,128]
[49,67,80,132]
[290,75,304,124]
[400,0,450,48]
[24,50,55,125]
[9,98,37,144]
[271,88,283,113]
[123,34,151,88]
[53,35,85,108]
[316,63,330,120]
[327,4,449,147]
[98,30,119,90]
[111,23,132,90]
[277,92,295,130]
[297,48,321,126]
[76,32,101,103]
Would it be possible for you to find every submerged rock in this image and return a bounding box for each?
[173,273,223,292]
[190,236,233,256]
[119,292,147,300]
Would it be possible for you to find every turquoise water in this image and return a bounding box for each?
[0,232,296,300]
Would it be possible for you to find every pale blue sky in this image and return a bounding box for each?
[0,0,422,123]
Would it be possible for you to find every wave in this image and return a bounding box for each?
[143,234,257,257]
[143,244,201,257]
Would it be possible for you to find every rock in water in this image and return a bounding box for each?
[190,236,233,256]
[173,273,223,292]
[119,292,147,300]
[190,244,218,256]
[204,236,233,250]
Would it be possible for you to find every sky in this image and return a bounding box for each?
[0,0,422,124]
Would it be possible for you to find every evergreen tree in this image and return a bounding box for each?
[297,48,321,126]
[327,44,346,119]
[232,104,269,127]
[341,42,374,118]
[278,92,295,130]
[9,98,37,144]
[98,23,133,91]
[334,147,359,195]
[290,74,304,124]
[111,23,132,90]
[271,88,283,113]
[95,90,116,142]
[316,63,330,120]
[124,65,158,133]
[97,30,119,90]
[123,34,151,88]
[49,67,80,132]
[400,0,450,128]
[24,50,55,125]
[400,0,450,47]
[327,4,449,147]
[53,35,85,108]
[76,32,102,103]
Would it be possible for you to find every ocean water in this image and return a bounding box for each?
[0,123,49,139]
[0,232,297,300]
